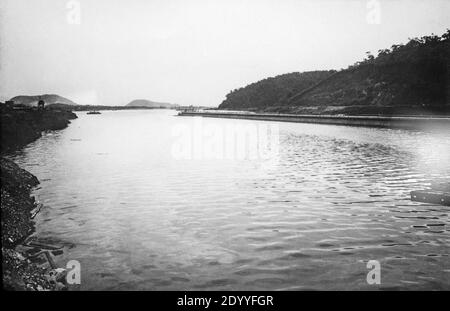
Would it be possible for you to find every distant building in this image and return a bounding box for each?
[38,100,45,110]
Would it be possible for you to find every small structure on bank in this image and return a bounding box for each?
[38,99,45,110]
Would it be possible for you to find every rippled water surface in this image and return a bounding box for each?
[11,110,450,290]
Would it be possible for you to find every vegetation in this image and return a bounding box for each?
[219,30,450,115]
[219,71,335,111]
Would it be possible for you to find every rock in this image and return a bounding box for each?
[51,249,64,256]
[55,282,67,291]
[55,269,67,283]
[1,158,40,248]
[46,271,57,284]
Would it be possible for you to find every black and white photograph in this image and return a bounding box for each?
[1,0,449,296]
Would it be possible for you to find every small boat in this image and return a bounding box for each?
[87,111,101,115]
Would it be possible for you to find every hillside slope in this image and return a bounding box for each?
[219,30,450,115]
[219,71,335,112]
[10,94,77,107]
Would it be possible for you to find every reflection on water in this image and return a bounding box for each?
[11,110,450,290]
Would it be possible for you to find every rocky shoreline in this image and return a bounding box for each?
[1,107,77,153]
[1,107,77,290]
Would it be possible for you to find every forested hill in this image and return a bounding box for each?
[219,71,335,111]
[219,30,450,115]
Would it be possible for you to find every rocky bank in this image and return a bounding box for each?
[1,107,77,153]
[1,106,77,290]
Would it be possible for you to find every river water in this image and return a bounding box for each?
[10,110,450,290]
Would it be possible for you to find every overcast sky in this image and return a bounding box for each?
[0,0,449,106]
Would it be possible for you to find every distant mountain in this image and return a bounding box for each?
[126,99,176,109]
[9,94,77,107]
[219,30,450,115]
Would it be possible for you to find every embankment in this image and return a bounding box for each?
[1,108,77,153]
[178,111,450,130]
[1,107,77,290]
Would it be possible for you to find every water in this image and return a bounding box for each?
[10,110,450,290]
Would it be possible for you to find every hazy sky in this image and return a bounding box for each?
[0,0,449,106]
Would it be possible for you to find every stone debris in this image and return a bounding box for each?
[1,158,70,290]
[2,247,68,291]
